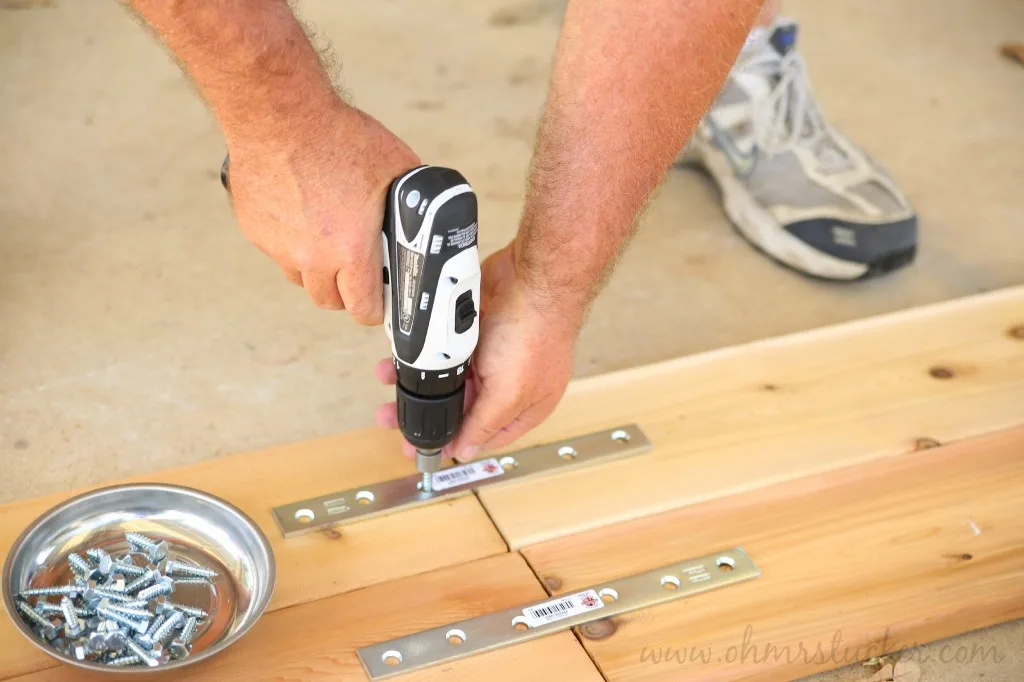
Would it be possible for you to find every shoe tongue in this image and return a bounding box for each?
[768,21,798,57]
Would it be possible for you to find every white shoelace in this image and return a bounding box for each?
[742,51,851,172]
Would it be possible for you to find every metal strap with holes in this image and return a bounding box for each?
[272,425,651,537]
[357,547,760,678]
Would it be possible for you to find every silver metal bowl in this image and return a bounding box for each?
[2,483,276,673]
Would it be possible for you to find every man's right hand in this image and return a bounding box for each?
[224,107,420,324]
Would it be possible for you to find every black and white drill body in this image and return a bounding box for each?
[382,166,480,491]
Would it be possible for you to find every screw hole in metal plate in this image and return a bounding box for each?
[294,509,315,524]
[661,575,680,591]
[717,556,735,571]
[356,491,375,505]
[610,429,630,443]
[382,650,403,666]
[512,616,530,631]
[273,425,651,537]
[598,588,619,603]
[445,628,466,645]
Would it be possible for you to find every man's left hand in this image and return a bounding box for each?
[374,244,578,462]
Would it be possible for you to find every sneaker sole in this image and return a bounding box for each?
[682,145,916,281]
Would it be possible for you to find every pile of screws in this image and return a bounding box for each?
[13,532,216,668]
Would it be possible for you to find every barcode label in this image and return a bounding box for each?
[430,458,504,491]
[521,589,604,627]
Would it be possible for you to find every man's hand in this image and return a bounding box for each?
[374,244,577,461]
[127,0,422,323]
[226,108,419,321]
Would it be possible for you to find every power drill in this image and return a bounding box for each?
[381,166,481,492]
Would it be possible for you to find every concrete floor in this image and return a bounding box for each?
[1,1,1022,680]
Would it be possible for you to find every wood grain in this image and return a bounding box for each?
[522,426,1024,681]
[479,286,1024,548]
[1,288,1021,678]
[9,553,601,682]
[0,428,506,679]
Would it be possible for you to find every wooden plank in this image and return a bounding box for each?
[8,553,602,682]
[0,428,507,679]
[521,426,1024,681]
[479,287,1024,548]
[1,288,1020,677]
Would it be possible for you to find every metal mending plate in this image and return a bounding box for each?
[272,425,651,537]
[358,547,760,679]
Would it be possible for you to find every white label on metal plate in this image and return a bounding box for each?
[430,458,504,491]
[521,589,604,627]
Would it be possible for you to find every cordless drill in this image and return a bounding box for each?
[381,166,481,492]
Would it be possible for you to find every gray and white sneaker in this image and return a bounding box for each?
[681,19,917,280]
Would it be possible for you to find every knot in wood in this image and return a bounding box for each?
[542,576,561,591]
[928,366,955,380]
[579,618,617,641]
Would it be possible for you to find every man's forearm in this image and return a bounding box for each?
[515,0,765,324]
[126,0,350,148]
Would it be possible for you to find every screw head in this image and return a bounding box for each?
[105,629,128,653]
[149,642,170,665]
[72,643,88,661]
[151,595,170,615]
[103,574,127,592]
[143,541,169,563]
[40,618,61,640]
[168,638,191,660]
[82,580,102,607]
[88,629,108,652]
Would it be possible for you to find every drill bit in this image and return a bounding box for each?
[417,448,441,493]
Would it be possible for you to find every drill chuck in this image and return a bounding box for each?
[396,380,465,451]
